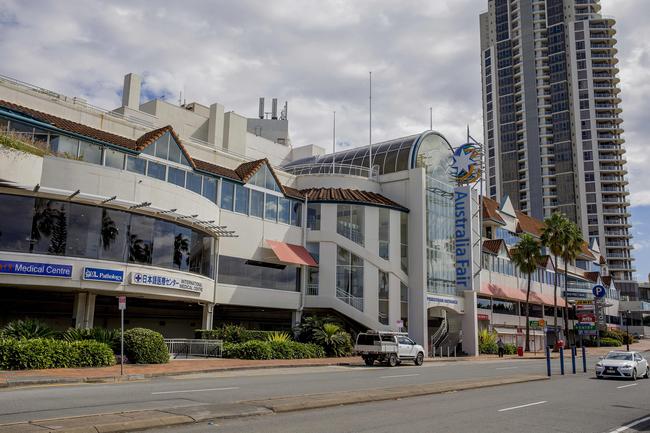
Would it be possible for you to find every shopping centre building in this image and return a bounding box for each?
[0,73,620,354]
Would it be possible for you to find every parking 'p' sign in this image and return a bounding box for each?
[592,284,606,299]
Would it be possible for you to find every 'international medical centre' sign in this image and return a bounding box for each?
[0,260,72,278]
[130,272,204,293]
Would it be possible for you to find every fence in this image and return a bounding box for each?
[164,338,223,359]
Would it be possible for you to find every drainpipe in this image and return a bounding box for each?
[299,196,308,314]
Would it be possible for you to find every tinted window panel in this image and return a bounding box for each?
[31,199,68,255]
[104,148,125,169]
[147,161,166,181]
[278,197,290,224]
[217,255,299,292]
[126,156,146,175]
[152,219,175,269]
[250,190,264,218]
[186,172,202,195]
[234,184,249,214]
[66,204,101,259]
[291,201,302,227]
[50,135,79,157]
[265,195,278,221]
[221,181,234,211]
[168,140,182,163]
[167,167,186,187]
[154,135,169,159]
[99,208,129,262]
[0,194,35,252]
[127,214,154,264]
[202,177,217,202]
[78,142,102,164]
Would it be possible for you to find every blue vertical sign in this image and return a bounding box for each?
[454,186,472,292]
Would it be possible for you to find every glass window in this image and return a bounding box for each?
[188,230,205,274]
[167,167,186,187]
[250,190,265,218]
[221,181,235,211]
[30,199,68,255]
[66,204,101,259]
[378,270,389,325]
[217,255,300,292]
[337,204,364,246]
[265,194,278,221]
[278,197,291,224]
[492,298,518,315]
[234,184,249,214]
[152,219,175,269]
[400,282,408,331]
[186,172,202,195]
[477,296,492,310]
[172,225,192,271]
[147,161,166,181]
[99,208,129,262]
[336,246,364,302]
[141,142,155,156]
[104,148,125,169]
[154,134,169,159]
[400,212,408,273]
[202,176,217,202]
[379,208,390,260]
[168,139,181,163]
[50,135,79,157]
[290,200,302,227]
[126,156,146,175]
[0,194,35,252]
[78,142,102,165]
[127,214,154,264]
[307,204,321,230]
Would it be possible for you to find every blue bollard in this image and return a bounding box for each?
[582,346,587,373]
[560,347,565,375]
[571,346,576,374]
[546,346,551,377]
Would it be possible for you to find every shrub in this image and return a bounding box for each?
[602,329,636,345]
[123,328,169,364]
[297,315,342,343]
[266,331,291,343]
[1,319,58,340]
[62,328,120,352]
[226,340,273,360]
[312,323,353,357]
[478,329,498,355]
[222,340,325,360]
[195,326,279,343]
[0,338,115,370]
[504,343,517,355]
[585,337,621,347]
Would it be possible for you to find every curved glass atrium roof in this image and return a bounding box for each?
[283,131,453,180]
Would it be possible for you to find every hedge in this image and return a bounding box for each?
[222,340,325,360]
[0,338,115,370]
[123,328,169,364]
[585,337,621,347]
[195,325,281,343]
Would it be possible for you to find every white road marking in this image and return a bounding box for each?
[151,386,239,395]
[495,367,519,370]
[380,373,420,379]
[616,383,638,389]
[498,401,547,412]
[608,415,650,433]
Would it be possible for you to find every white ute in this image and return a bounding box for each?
[354,331,425,367]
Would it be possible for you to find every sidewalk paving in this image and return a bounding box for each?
[1,340,648,389]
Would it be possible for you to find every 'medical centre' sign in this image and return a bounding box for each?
[0,260,72,278]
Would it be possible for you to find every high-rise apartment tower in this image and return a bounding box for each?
[480,0,635,293]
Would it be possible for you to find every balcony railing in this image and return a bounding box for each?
[305,283,319,296]
[336,287,364,311]
[283,162,379,179]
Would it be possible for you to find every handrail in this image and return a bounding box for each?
[431,318,448,347]
[336,287,364,311]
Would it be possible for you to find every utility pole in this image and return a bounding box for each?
[333,111,336,174]
[369,71,372,179]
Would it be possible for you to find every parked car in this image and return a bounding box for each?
[595,351,649,380]
[354,331,425,367]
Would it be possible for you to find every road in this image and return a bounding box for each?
[140,373,650,433]
[2,356,559,424]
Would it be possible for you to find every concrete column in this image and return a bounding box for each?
[291,310,303,339]
[222,111,247,155]
[364,262,379,322]
[407,169,428,346]
[72,293,95,329]
[462,290,479,356]
[202,303,214,330]
[208,103,225,149]
[388,273,401,331]
[122,73,141,109]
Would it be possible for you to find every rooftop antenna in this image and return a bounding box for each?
[429,107,433,130]
[333,111,336,173]
[368,71,372,179]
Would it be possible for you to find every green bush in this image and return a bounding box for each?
[62,328,120,352]
[585,337,621,347]
[1,319,58,340]
[225,340,273,360]
[222,340,325,360]
[266,331,291,343]
[602,329,636,345]
[195,325,280,343]
[312,323,353,357]
[504,343,517,355]
[478,329,498,354]
[0,338,115,370]
[123,328,169,364]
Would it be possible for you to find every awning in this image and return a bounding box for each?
[481,283,566,307]
[494,327,544,336]
[266,240,318,266]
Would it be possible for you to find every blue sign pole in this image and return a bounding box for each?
[571,346,576,374]
[546,346,551,377]
[582,346,587,373]
[559,347,565,375]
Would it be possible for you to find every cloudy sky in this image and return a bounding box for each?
[1,0,648,278]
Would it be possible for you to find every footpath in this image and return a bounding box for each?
[1,339,648,389]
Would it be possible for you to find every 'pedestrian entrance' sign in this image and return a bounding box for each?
[118,296,126,311]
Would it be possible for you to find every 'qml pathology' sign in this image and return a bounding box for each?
[130,272,204,293]
[83,267,124,283]
[0,260,72,278]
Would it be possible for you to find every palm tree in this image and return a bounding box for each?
[541,212,570,336]
[561,222,585,346]
[511,234,542,352]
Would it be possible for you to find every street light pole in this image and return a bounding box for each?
[625,310,630,351]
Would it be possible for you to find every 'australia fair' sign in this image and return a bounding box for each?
[454,185,479,292]
[130,272,204,293]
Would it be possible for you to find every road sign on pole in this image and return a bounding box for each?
[592,284,606,299]
[118,296,126,376]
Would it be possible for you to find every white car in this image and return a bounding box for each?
[595,351,649,380]
[354,331,425,367]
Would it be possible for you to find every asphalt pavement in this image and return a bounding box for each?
[142,373,650,433]
[1,356,561,424]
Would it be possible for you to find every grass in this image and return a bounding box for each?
[0,131,50,157]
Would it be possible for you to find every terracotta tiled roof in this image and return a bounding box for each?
[514,210,545,237]
[302,187,408,212]
[483,239,506,255]
[482,197,505,224]
[579,242,596,260]
[538,255,555,270]
[602,276,612,287]
[283,186,305,200]
[135,125,196,169]
[599,255,607,265]
[193,159,240,181]
[584,271,599,283]
[0,99,138,150]
[234,158,287,194]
